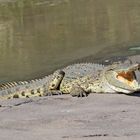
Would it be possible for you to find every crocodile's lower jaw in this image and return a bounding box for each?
[114,79,140,94]
[104,76,136,94]
[107,83,137,94]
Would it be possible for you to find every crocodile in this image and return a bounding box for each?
[0,58,139,100]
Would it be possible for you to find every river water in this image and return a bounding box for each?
[0,0,140,83]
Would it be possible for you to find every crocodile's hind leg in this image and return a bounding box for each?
[46,70,65,96]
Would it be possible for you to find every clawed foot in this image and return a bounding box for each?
[70,86,89,97]
[71,92,89,97]
[44,90,63,96]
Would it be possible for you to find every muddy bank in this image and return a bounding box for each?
[0,94,140,140]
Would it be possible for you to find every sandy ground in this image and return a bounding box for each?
[0,55,140,140]
[0,94,140,140]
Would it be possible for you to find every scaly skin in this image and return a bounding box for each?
[0,62,139,99]
[49,63,140,97]
[0,63,104,99]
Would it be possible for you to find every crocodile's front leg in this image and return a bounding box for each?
[69,85,89,97]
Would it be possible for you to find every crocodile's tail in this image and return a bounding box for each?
[0,74,54,99]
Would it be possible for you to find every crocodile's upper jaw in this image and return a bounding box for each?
[105,63,140,94]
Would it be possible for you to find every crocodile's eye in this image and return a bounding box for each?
[51,84,55,87]
[116,71,135,85]
[57,76,60,79]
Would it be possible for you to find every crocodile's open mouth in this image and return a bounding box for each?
[116,63,140,87]
[105,63,140,93]
[116,71,136,86]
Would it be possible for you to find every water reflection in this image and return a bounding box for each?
[0,0,140,83]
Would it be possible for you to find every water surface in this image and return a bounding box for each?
[0,0,140,83]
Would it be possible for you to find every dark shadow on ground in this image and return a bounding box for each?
[125,92,140,97]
